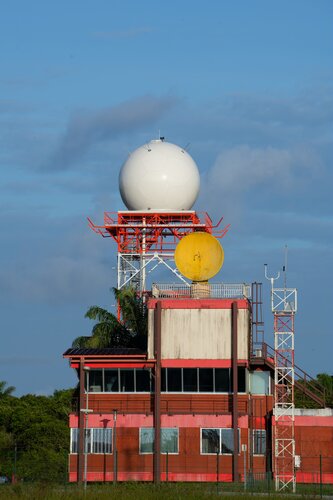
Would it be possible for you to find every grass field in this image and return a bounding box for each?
[0,482,332,500]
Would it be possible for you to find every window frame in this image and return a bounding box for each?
[139,427,179,455]
[200,428,241,455]
[252,429,266,455]
[70,427,113,455]
[70,427,79,454]
[85,368,153,393]
[249,370,271,395]
[161,368,247,394]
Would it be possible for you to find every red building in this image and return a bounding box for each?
[64,286,333,485]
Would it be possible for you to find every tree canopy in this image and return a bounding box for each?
[72,287,147,350]
[0,385,73,482]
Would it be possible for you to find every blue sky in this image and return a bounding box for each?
[1,0,332,395]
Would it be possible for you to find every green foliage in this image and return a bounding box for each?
[294,372,333,409]
[0,386,73,483]
[317,373,333,407]
[72,287,148,350]
[0,381,15,397]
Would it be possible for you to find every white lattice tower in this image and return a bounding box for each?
[272,287,297,492]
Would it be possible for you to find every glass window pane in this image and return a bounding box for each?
[84,428,91,453]
[253,430,266,454]
[92,428,112,454]
[238,367,246,392]
[221,429,234,454]
[87,370,103,392]
[215,368,230,392]
[105,369,119,392]
[161,428,178,453]
[250,371,270,394]
[120,369,134,392]
[70,428,79,453]
[199,368,213,392]
[183,368,198,392]
[167,368,182,392]
[230,367,246,392]
[202,429,219,454]
[161,368,166,392]
[136,369,151,392]
[140,428,154,453]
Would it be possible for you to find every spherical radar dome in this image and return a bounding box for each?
[119,139,200,211]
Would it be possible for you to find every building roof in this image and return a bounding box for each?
[63,347,145,357]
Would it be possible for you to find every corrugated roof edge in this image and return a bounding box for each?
[63,347,145,356]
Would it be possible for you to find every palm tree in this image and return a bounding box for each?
[0,381,15,397]
[72,287,147,350]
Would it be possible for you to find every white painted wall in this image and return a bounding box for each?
[148,307,249,360]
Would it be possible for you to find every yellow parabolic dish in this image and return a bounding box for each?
[174,232,224,282]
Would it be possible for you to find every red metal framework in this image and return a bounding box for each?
[88,211,230,254]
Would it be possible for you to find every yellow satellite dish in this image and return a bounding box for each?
[174,232,224,282]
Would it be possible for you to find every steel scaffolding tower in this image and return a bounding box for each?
[88,211,229,293]
[265,266,297,492]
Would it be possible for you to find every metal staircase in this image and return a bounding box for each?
[250,282,326,408]
[250,342,326,408]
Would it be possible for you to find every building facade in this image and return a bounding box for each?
[64,289,333,484]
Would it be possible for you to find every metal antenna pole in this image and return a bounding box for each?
[264,264,280,311]
[283,245,288,289]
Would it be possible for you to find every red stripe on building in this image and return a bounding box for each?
[148,299,249,309]
[161,359,248,368]
[69,413,249,428]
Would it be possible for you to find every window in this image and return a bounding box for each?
[167,368,182,392]
[201,428,240,454]
[70,428,112,454]
[105,369,118,392]
[183,368,198,392]
[87,369,103,392]
[230,367,246,393]
[161,368,166,392]
[92,428,112,454]
[199,368,213,392]
[237,367,246,393]
[215,368,230,392]
[201,429,219,453]
[70,428,79,454]
[136,369,151,392]
[140,428,154,454]
[249,371,270,394]
[161,368,247,393]
[161,428,178,453]
[85,369,153,393]
[84,428,91,453]
[139,428,179,454]
[120,369,134,392]
[253,429,266,455]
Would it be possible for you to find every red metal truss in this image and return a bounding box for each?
[88,211,230,254]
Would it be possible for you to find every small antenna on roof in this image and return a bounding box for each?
[283,245,288,289]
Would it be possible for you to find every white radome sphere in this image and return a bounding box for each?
[119,139,200,211]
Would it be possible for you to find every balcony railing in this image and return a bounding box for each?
[152,283,251,299]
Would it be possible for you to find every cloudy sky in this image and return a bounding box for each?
[1,1,332,395]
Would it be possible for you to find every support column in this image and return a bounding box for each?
[153,301,162,484]
[232,301,239,482]
[78,358,85,484]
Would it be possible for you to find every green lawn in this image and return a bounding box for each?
[0,482,332,500]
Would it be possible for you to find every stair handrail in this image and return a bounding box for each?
[252,341,326,404]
